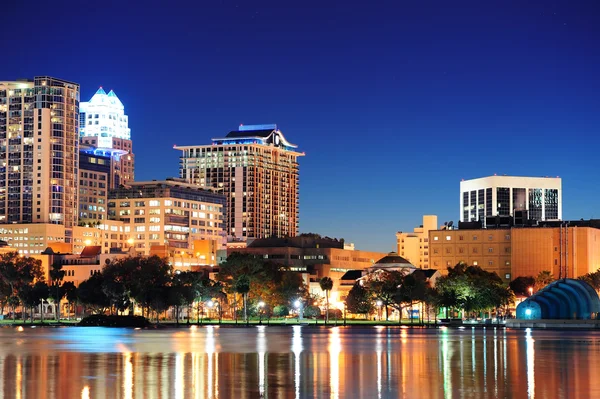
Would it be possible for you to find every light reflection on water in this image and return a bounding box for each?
[1,326,600,398]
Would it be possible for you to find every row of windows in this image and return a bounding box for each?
[433,247,511,254]
[432,234,511,241]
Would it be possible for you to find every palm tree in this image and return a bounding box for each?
[319,277,333,324]
[49,261,66,321]
[235,275,251,324]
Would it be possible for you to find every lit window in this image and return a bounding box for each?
[445,236,451,241]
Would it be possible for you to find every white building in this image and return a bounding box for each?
[79,87,134,187]
[79,87,130,147]
[460,175,562,224]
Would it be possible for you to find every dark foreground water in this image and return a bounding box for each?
[0,325,598,398]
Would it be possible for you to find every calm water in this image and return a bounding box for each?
[0,325,598,398]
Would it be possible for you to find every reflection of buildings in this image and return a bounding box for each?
[396,215,438,269]
[460,175,562,226]
[429,219,600,281]
[175,124,303,241]
[0,77,80,227]
[2,329,600,398]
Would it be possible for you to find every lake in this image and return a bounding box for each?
[0,325,598,398]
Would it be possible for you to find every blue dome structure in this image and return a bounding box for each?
[516,279,600,320]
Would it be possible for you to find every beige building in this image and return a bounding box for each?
[429,220,600,282]
[429,228,512,281]
[0,76,80,227]
[396,215,438,269]
[227,236,388,306]
[0,221,127,256]
[175,124,303,240]
[108,179,225,264]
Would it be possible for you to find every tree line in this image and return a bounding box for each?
[345,263,515,321]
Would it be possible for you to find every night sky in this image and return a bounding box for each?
[4,1,599,252]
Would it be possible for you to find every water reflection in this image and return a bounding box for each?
[0,327,600,398]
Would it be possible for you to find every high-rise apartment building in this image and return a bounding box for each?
[107,179,225,263]
[175,124,303,240]
[79,88,134,187]
[0,77,80,227]
[460,175,562,225]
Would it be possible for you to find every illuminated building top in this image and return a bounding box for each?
[80,87,130,148]
[208,124,300,152]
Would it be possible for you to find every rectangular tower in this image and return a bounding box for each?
[459,175,562,225]
[0,77,80,227]
[175,124,303,240]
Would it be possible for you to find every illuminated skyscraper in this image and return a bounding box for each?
[79,88,134,187]
[175,124,303,240]
[0,76,80,227]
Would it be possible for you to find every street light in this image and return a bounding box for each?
[376,300,383,321]
[258,301,265,325]
[294,300,303,321]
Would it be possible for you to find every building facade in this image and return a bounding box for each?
[226,236,387,305]
[107,179,225,263]
[460,175,562,225]
[0,77,80,227]
[429,220,600,282]
[429,228,513,281]
[396,215,438,268]
[175,124,303,240]
[78,149,110,223]
[79,88,134,187]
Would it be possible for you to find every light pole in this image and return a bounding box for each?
[258,301,265,325]
[376,300,383,322]
[294,300,303,321]
[207,301,214,322]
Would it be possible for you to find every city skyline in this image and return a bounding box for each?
[4,1,599,252]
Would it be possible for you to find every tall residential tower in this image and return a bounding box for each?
[0,77,80,227]
[79,88,134,188]
[175,124,303,240]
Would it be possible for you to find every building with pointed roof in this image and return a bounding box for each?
[175,124,303,240]
[79,87,134,189]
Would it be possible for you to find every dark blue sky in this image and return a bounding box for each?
[5,1,600,252]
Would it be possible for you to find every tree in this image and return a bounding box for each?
[303,305,320,318]
[273,305,289,317]
[433,263,514,319]
[362,270,405,321]
[509,276,536,296]
[77,273,110,314]
[235,275,251,323]
[319,277,334,324]
[345,282,373,318]
[394,273,428,324]
[62,282,77,320]
[0,252,44,320]
[49,261,66,320]
[32,282,49,323]
[578,270,600,291]
[535,271,554,290]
